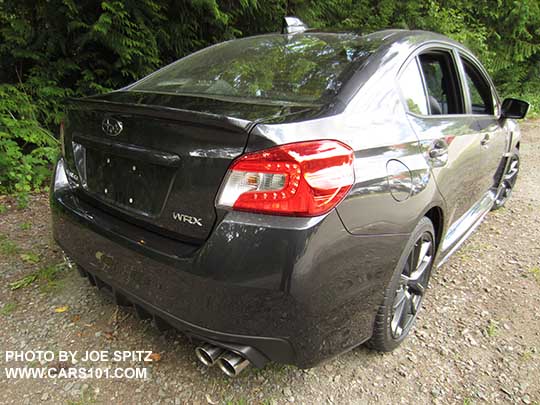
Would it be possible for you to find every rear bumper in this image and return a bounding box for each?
[73,263,285,368]
[51,158,409,368]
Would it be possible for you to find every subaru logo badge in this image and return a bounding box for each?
[101,117,123,136]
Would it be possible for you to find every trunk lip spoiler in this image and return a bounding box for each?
[66,97,252,131]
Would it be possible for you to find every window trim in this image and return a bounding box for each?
[456,52,501,117]
[396,42,496,119]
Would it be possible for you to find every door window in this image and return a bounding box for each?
[461,58,494,115]
[418,52,463,115]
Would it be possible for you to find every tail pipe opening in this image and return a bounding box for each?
[216,352,250,377]
[195,343,225,367]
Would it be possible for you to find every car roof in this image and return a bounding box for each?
[223,28,461,52]
[254,28,462,50]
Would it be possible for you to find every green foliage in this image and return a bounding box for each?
[0,0,538,198]
[8,262,68,291]
[8,273,38,290]
[19,221,32,230]
[520,91,540,118]
[20,251,40,264]
[0,302,17,316]
[486,319,499,337]
[0,234,19,256]
[530,266,540,284]
[0,84,59,197]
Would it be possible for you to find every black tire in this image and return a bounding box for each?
[367,216,436,352]
[491,147,520,210]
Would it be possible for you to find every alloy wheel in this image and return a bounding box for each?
[390,232,434,339]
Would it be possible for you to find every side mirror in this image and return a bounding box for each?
[501,98,529,119]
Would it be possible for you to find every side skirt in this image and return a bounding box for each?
[436,190,495,268]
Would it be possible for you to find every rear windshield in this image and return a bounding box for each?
[129,33,374,104]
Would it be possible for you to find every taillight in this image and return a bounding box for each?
[216,140,355,217]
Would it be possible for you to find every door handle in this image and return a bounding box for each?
[481,134,491,147]
[428,139,449,159]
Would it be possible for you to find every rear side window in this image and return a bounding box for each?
[418,52,463,115]
[399,59,429,115]
[461,58,494,115]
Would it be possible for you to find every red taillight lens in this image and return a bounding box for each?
[216,140,355,216]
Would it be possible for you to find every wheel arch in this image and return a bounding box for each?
[422,205,444,253]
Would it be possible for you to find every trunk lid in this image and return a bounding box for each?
[63,93,258,242]
[63,91,324,242]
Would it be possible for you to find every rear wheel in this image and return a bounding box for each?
[367,217,435,351]
[492,147,520,210]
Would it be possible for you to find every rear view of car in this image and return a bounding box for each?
[51,23,527,376]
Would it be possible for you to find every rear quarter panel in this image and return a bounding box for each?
[247,75,443,237]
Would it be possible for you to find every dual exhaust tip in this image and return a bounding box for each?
[195,343,250,377]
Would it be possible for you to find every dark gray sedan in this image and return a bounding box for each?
[51,19,528,376]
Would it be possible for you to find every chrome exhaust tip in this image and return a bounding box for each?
[195,343,225,367]
[62,251,75,270]
[216,352,250,377]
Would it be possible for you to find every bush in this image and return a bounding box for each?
[0,84,59,205]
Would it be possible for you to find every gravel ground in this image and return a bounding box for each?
[1,121,539,405]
